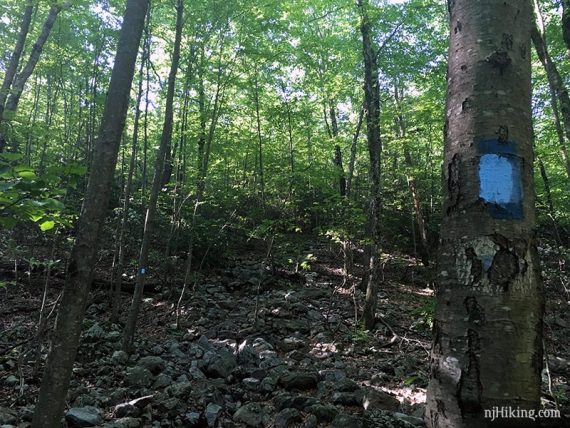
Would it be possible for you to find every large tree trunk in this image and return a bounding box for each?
[32,1,149,426]
[358,0,383,331]
[122,0,183,354]
[426,1,543,427]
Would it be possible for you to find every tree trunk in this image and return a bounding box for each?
[122,0,183,354]
[253,68,266,209]
[0,1,34,122]
[358,0,383,331]
[3,3,65,121]
[394,82,430,265]
[111,11,150,323]
[531,1,570,180]
[32,1,149,426]
[562,0,570,58]
[346,106,364,198]
[426,1,543,427]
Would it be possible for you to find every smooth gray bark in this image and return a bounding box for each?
[426,1,543,427]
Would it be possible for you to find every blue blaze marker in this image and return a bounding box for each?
[478,139,523,220]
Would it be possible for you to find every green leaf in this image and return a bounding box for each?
[0,153,24,161]
[39,220,55,231]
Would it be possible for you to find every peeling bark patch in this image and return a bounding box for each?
[486,50,511,74]
[447,154,461,214]
[489,249,519,290]
[458,329,482,416]
[501,33,513,50]
[496,125,509,143]
[454,21,462,33]
[461,97,471,112]
[464,296,485,324]
[465,248,482,283]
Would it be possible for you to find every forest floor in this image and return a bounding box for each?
[0,234,569,427]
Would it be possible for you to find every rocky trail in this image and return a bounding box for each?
[0,237,569,427]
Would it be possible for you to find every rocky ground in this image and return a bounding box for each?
[0,236,569,427]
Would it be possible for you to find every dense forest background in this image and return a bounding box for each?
[0,0,569,427]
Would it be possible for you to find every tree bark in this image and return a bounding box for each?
[562,0,570,58]
[32,1,149,426]
[122,0,183,354]
[3,3,65,121]
[426,1,543,427]
[531,3,570,180]
[358,0,383,331]
[393,82,430,265]
[0,1,34,122]
[111,10,150,323]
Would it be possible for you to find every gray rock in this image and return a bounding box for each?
[0,407,16,425]
[280,371,319,391]
[331,413,364,428]
[243,377,260,390]
[108,417,141,428]
[233,403,269,427]
[274,408,301,428]
[280,337,306,352]
[393,412,426,426]
[205,403,222,427]
[137,356,166,374]
[167,381,192,398]
[274,394,318,411]
[188,366,206,380]
[65,406,103,427]
[205,350,237,378]
[331,391,361,406]
[152,373,172,389]
[185,411,202,427]
[335,378,360,392]
[112,351,129,365]
[84,323,106,341]
[318,369,346,382]
[4,375,18,386]
[260,376,278,393]
[305,404,338,422]
[125,366,154,387]
[302,414,318,428]
[106,331,121,341]
[362,388,399,411]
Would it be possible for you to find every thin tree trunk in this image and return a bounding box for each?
[0,1,34,123]
[346,106,364,198]
[32,1,149,426]
[111,11,150,323]
[358,0,383,331]
[330,103,347,197]
[562,0,570,58]
[122,0,183,354]
[532,2,570,179]
[393,83,430,265]
[426,1,543,426]
[253,68,266,209]
[3,3,65,121]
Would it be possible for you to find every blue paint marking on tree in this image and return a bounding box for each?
[478,139,523,219]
